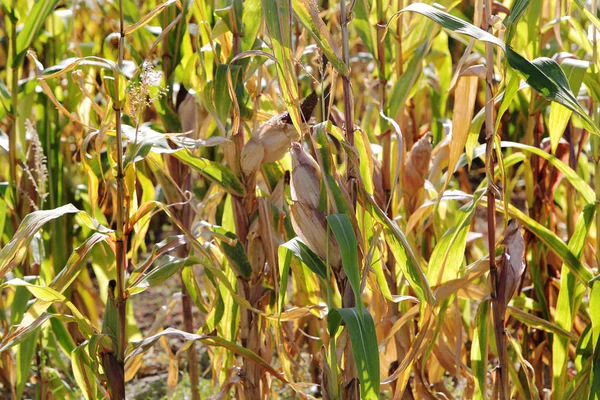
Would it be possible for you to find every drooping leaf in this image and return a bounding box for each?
[328,307,380,400]
[280,237,328,280]
[328,214,362,316]
[548,59,589,152]
[0,204,81,279]
[172,150,246,197]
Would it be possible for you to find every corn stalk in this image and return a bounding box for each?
[482,1,506,398]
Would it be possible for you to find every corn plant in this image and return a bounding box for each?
[1,0,600,399]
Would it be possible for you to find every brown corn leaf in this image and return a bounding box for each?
[448,75,479,179]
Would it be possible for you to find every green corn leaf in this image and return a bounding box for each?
[553,204,595,397]
[590,276,600,399]
[389,3,505,49]
[428,190,484,286]
[327,307,380,400]
[502,204,593,285]
[211,227,252,279]
[460,141,595,203]
[312,122,351,215]
[182,266,209,314]
[327,214,362,317]
[506,49,597,134]
[278,244,294,314]
[395,3,597,134]
[241,0,263,51]
[0,204,81,279]
[16,330,39,399]
[13,0,61,66]
[505,0,531,45]
[508,306,578,340]
[72,345,98,400]
[360,187,435,305]
[471,298,490,400]
[548,59,589,152]
[261,0,302,132]
[172,150,246,197]
[123,0,178,35]
[281,237,328,280]
[292,0,348,76]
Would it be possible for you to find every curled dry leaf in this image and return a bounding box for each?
[402,132,432,215]
[497,219,526,315]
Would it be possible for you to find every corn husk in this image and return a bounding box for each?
[290,142,321,208]
[240,138,265,176]
[240,118,300,176]
[258,118,299,163]
[402,133,432,215]
[289,201,341,267]
[497,219,525,316]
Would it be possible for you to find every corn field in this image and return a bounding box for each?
[0,0,600,398]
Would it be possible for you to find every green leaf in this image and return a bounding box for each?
[503,204,593,285]
[573,0,600,33]
[360,187,435,305]
[182,266,209,314]
[389,3,505,49]
[292,0,348,76]
[13,0,61,66]
[281,237,328,280]
[212,227,252,279]
[460,141,594,203]
[327,308,380,400]
[394,3,597,135]
[241,0,263,51]
[506,49,597,134]
[508,306,578,340]
[427,189,484,285]
[553,204,594,398]
[0,204,81,279]
[327,214,362,317]
[278,244,294,314]
[505,0,531,45]
[72,345,98,400]
[261,0,302,132]
[548,59,589,152]
[591,277,600,399]
[471,299,490,400]
[353,0,375,56]
[172,150,246,196]
[312,122,351,215]
[16,330,39,399]
[123,0,178,35]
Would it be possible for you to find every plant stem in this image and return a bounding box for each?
[591,0,600,273]
[9,18,19,216]
[483,1,506,399]
[111,2,127,399]
[340,0,355,204]
[230,21,261,400]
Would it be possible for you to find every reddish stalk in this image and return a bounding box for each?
[483,0,506,398]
